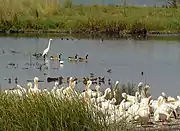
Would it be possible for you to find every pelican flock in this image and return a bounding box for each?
[4,76,180,126]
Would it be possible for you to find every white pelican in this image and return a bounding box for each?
[26,82,32,94]
[92,88,112,104]
[51,81,59,97]
[30,77,41,95]
[16,84,26,94]
[42,39,53,57]
[92,85,102,98]
[122,92,141,104]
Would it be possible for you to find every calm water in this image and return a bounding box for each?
[0,36,180,98]
[63,0,167,6]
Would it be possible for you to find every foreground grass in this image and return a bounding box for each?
[0,83,136,130]
[0,0,180,34]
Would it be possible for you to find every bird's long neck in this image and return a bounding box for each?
[59,54,61,59]
[34,81,38,89]
[69,80,72,88]
[86,83,90,90]
[48,41,51,49]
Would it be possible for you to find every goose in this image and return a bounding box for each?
[79,54,88,62]
[42,39,53,58]
[50,53,62,60]
[68,54,78,61]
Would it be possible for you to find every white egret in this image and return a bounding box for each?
[42,39,53,58]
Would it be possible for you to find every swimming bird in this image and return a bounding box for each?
[50,53,62,60]
[15,77,18,84]
[42,39,53,59]
[79,54,88,62]
[107,69,112,73]
[68,54,78,61]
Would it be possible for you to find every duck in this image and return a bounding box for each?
[79,54,88,62]
[50,53,62,60]
[68,54,78,61]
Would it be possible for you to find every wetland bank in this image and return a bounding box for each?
[0,0,180,35]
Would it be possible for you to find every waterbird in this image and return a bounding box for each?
[107,69,112,73]
[8,78,11,84]
[68,54,78,61]
[15,77,18,84]
[100,38,103,44]
[50,53,62,60]
[42,39,53,58]
[33,53,42,59]
[9,48,21,54]
[90,73,94,76]
[79,54,88,62]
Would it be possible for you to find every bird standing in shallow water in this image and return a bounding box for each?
[42,39,53,59]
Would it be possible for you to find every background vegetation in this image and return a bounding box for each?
[0,0,180,34]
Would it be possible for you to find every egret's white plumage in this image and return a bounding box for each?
[42,39,53,57]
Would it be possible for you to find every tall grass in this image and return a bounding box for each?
[0,82,136,130]
[1,0,180,34]
[0,93,101,130]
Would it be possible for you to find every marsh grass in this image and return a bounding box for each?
[0,0,180,34]
[0,86,135,131]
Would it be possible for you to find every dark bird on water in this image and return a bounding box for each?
[15,77,18,84]
[8,78,11,84]
[107,69,112,73]
[141,72,144,76]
